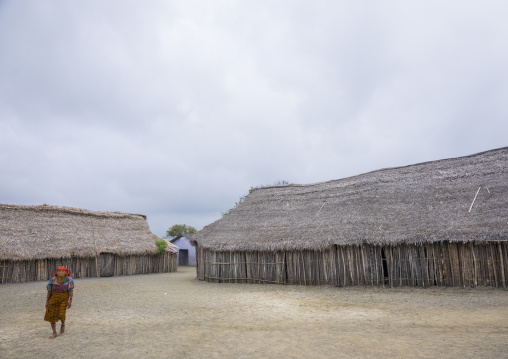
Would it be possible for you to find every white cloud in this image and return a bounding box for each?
[1,1,507,236]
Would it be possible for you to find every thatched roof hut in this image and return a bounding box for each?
[0,204,176,283]
[193,147,508,287]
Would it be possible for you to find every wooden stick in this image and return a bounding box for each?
[313,201,326,220]
[471,243,477,287]
[301,251,306,285]
[490,243,498,287]
[498,242,506,289]
[468,186,482,213]
[95,255,99,277]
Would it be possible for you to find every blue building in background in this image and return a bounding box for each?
[169,236,196,266]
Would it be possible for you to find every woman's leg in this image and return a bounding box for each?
[50,322,58,339]
[60,321,65,334]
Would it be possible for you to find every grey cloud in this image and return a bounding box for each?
[1,1,507,236]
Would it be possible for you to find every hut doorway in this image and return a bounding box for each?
[99,253,115,277]
[381,248,389,284]
[178,249,189,265]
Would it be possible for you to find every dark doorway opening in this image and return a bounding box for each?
[381,247,389,285]
[99,253,115,277]
[178,249,189,265]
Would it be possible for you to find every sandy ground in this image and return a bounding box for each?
[0,267,507,359]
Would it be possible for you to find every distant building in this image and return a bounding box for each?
[169,236,196,266]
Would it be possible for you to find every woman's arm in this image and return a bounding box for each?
[67,290,73,309]
[45,291,51,307]
[67,276,74,309]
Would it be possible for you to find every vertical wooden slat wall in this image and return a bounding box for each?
[195,246,205,281]
[197,241,507,288]
[0,253,177,284]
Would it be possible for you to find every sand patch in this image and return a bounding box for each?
[0,267,507,358]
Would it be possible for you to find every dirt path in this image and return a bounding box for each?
[1,267,507,358]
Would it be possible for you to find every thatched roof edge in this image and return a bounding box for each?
[0,203,148,220]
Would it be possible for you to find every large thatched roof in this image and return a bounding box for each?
[194,147,508,251]
[0,204,161,260]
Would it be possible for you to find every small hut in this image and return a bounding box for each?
[0,204,177,283]
[170,237,197,266]
[192,147,508,287]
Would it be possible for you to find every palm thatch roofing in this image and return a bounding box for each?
[193,147,508,252]
[0,204,162,261]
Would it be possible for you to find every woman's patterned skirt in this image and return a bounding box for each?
[44,292,70,322]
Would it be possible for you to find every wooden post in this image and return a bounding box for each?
[282,251,286,284]
[388,246,394,288]
[301,251,306,285]
[471,243,477,287]
[339,246,346,286]
[490,243,498,287]
[95,254,100,277]
[1,261,6,284]
[449,243,456,286]
[398,247,402,287]
[498,242,506,289]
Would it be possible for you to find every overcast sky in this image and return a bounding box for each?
[1,1,507,237]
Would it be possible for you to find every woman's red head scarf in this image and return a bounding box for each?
[54,266,70,277]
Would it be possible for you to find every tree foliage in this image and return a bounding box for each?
[155,240,168,255]
[166,224,197,238]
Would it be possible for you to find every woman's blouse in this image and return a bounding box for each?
[47,276,74,293]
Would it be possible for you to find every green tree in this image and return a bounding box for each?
[155,240,168,254]
[166,224,197,239]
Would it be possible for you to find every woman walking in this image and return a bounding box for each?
[44,266,74,339]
